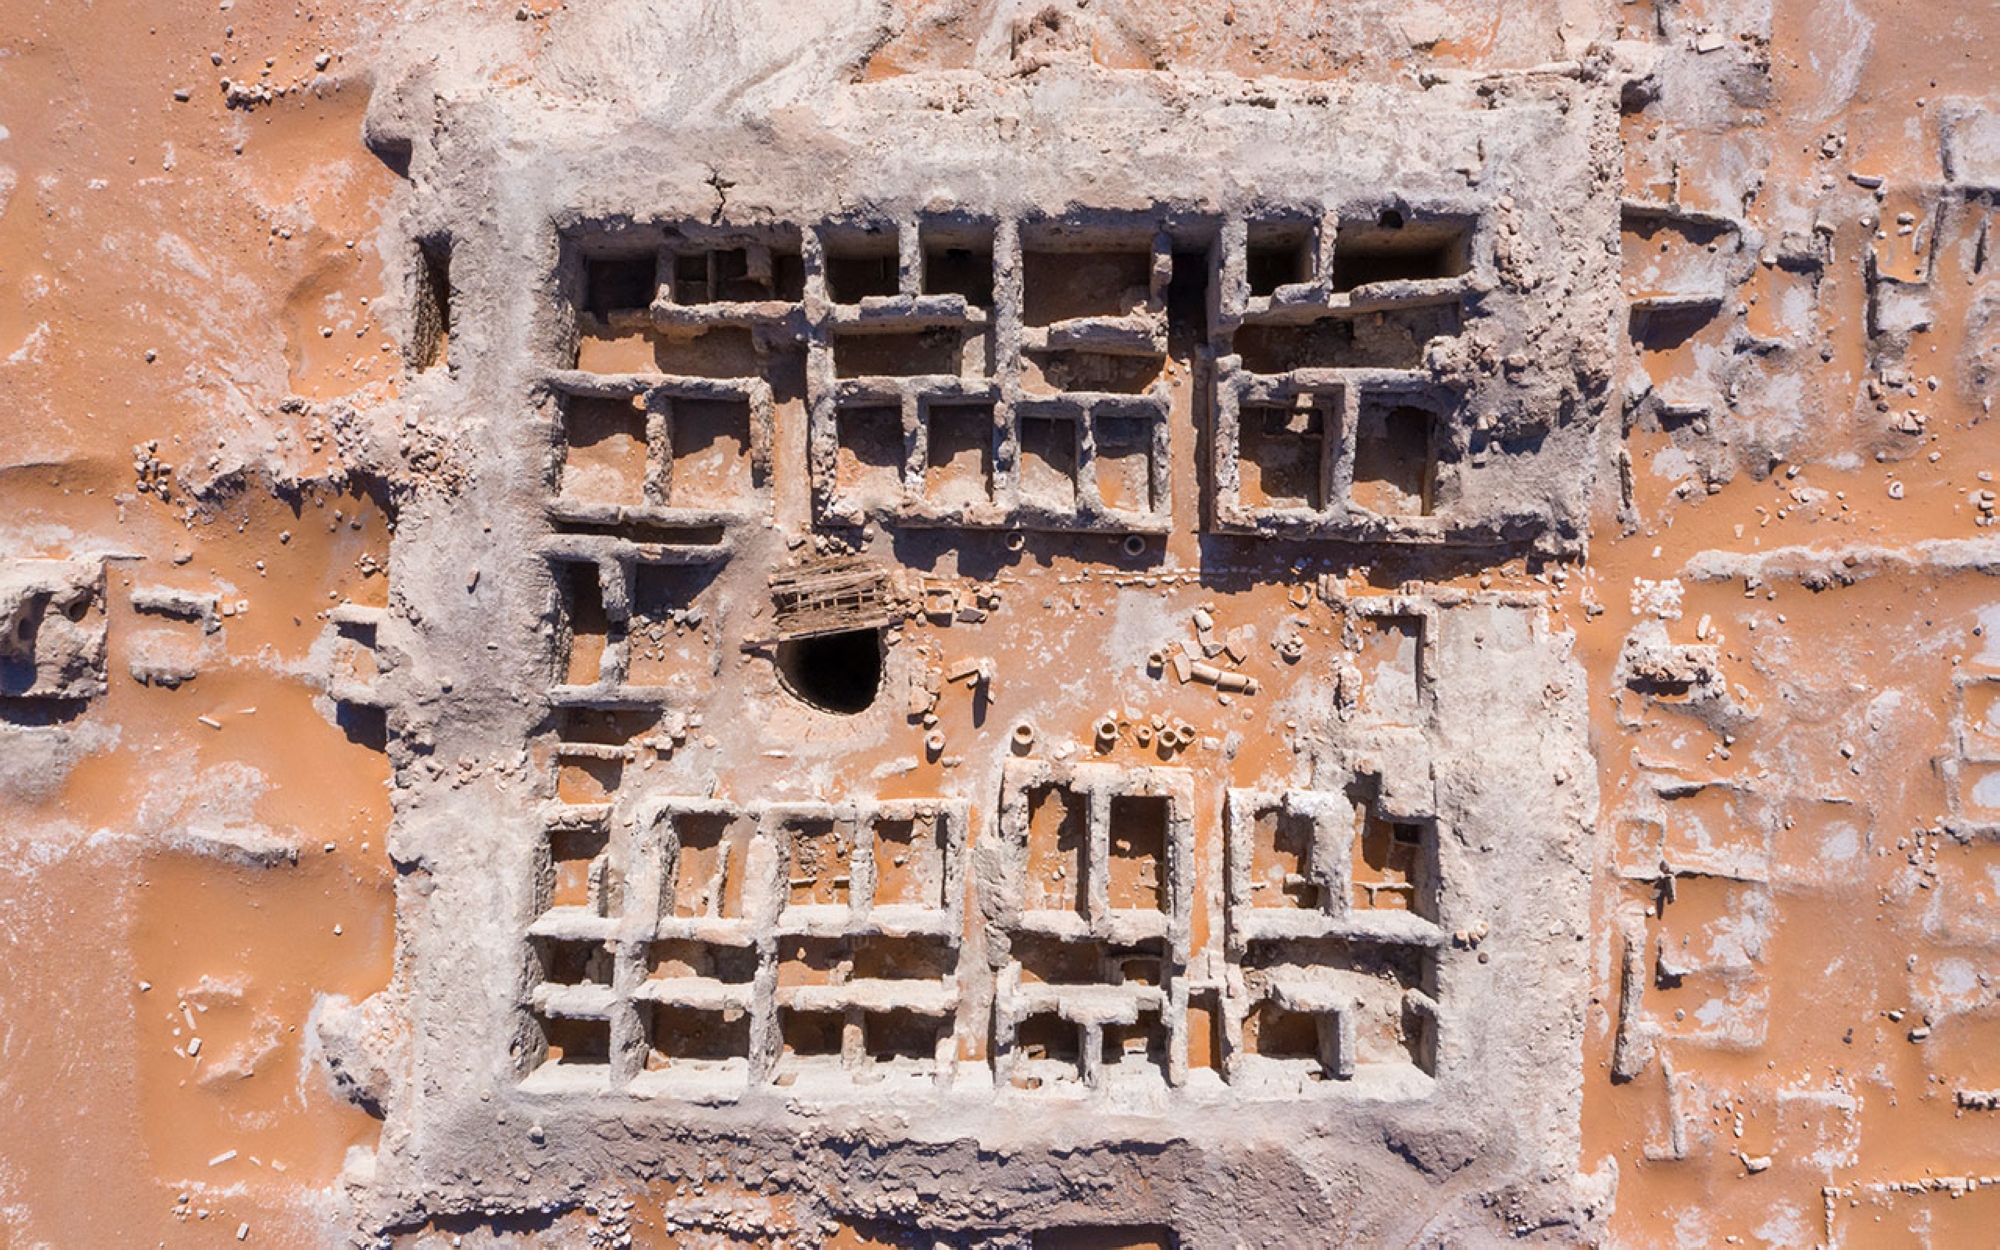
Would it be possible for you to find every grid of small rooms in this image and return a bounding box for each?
[543,207,1480,542]
[518,206,1479,1098]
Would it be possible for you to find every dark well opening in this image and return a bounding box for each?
[923,228,996,305]
[776,628,884,714]
[824,228,900,303]
[1166,248,1211,342]
[1246,222,1312,297]
[1331,220,1470,292]
[586,254,657,318]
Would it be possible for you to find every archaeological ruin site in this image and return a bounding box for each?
[2,0,1998,1244]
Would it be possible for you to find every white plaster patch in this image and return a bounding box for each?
[1632,578,1685,620]
[1819,824,1859,862]
[1968,766,2000,812]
